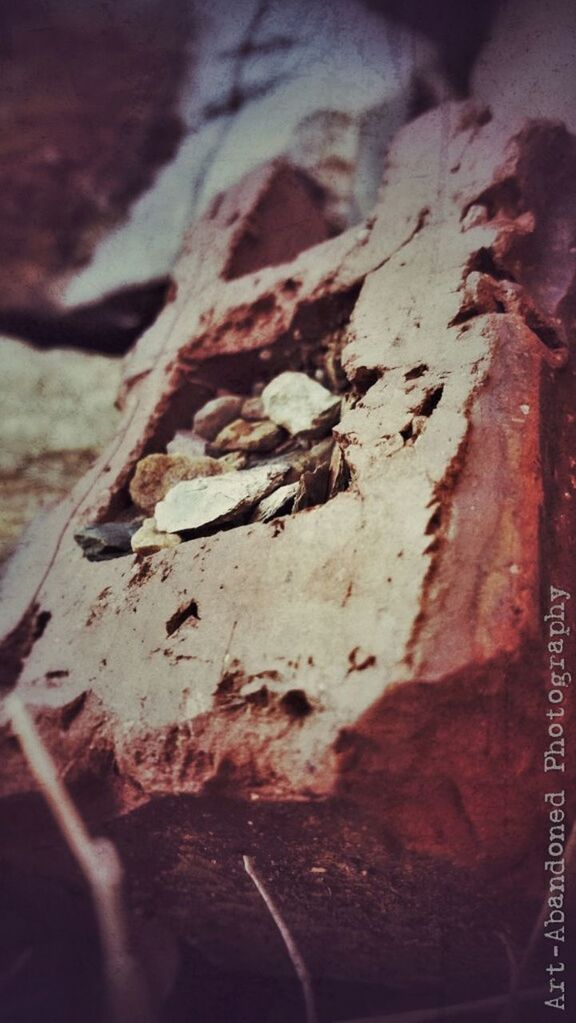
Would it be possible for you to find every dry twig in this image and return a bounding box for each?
[243,854,318,1023]
[5,693,154,1023]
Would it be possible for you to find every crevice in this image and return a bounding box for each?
[165,600,200,637]
[449,300,505,328]
[0,606,52,692]
[463,177,524,224]
[404,415,474,669]
[404,363,428,381]
[523,307,566,352]
[33,610,52,641]
[465,247,515,283]
[416,386,444,418]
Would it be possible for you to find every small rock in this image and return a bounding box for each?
[323,348,348,393]
[192,395,244,441]
[74,521,142,561]
[251,482,299,522]
[292,461,331,512]
[155,464,289,534]
[129,453,225,515]
[217,452,248,470]
[166,431,207,459]
[241,397,266,421]
[210,418,286,454]
[290,437,334,478]
[262,371,341,437]
[130,518,182,556]
[328,443,349,496]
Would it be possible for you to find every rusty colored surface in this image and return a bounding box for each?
[1,104,575,991]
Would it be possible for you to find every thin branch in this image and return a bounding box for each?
[334,985,547,1023]
[243,854,318,1023]
[5,694,154,1023]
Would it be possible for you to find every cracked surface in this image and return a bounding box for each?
[1,102,575,986]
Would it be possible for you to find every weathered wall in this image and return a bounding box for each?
[1,103,574,995]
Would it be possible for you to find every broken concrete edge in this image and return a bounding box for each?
[0,101,572,879]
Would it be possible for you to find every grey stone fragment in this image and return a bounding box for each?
[74,521,142,561]
[251,482,299,522]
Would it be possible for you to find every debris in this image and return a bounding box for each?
[210,418,286,454]
[328,442,349,496]
[129,453,225,515]
[74,521,142,561]
[166,431,207,459]
[241,396,266,421]
[292,461,331,512]
[262,371,341,438]
[192,395,244,441]
[284,437,335,482]
[155,463,289,533]
[243,855,318,1023]
[251,482,299,522]
[130,518,182,556]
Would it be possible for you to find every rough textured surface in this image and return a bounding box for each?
[1,103,575,994]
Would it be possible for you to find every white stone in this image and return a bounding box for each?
[131,518,182,555]
[251,482,299,522]
[166,431,207,459]
[155,464,289,533]
[261,371,341,437]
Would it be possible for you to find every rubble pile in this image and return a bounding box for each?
[74,369,347,560]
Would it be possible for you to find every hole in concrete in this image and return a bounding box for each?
[166,600,200,637]
[350,366,379,399]
[404,364,428,380]
[416,386,444,418]
[279,689,312,718]
[33,610,52,641]
[77,287,361,559]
